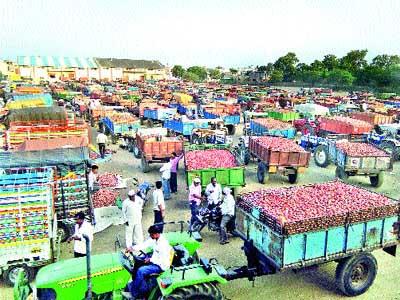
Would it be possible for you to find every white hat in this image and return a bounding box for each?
[223,187,231,195]
[193,177,201,183]
[128,190,135,197]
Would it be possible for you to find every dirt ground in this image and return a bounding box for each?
[1,125,400,300]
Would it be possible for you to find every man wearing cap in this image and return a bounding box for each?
[205,177,222,209]
[188,177,203,227]
[123,225,172,299]
[122,190,144,249]
[67,212,94,257]
[219,187,235,245]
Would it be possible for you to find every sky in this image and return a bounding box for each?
[1,0,400,68]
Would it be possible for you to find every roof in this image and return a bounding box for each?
[16,56,98,68]
[95,58,164,69]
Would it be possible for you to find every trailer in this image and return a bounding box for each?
[163,118,211,137]
[233,182,400,296]
[184,144,245,189]
[249,118,296,139]
[101,114,141,144]
[0,166,58,286]
[248,136,310,183]
[134,132,184,173]
[142,107,177,126]
[202,110,240,135]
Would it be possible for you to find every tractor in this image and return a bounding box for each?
[14,222,228,300]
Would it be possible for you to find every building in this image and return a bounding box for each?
[12,56,169,81]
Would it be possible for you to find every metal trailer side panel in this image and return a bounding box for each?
[186,167,245,188]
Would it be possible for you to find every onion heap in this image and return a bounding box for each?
[335,142,389,157]
[92,189,119,208]
[185,149,237,171]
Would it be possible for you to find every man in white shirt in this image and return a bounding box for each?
[122,190,144,250]
[219,187,235,245]
[123,225,172,299]
[96,132,108,159]
[159,161,172,200]
[67,212,94,257]
[88,165,99,192]
[205,177,222,209]
[153,181,165,232]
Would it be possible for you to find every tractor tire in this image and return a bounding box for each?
[335,253,377,296]
[127,140,135,152]
[335,167,349,181]
[301,124,315,136]
[288,170,298,184]
[314,145,330,168]
[380,141,399,161]
[370,172,384,188]
[160,282,223,300]
[227,125,236,135]
[3,265,35,287]
[141,156,150,173]
[133,143,142,159]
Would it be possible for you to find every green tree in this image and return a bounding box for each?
[209,68,222,80]
[172,65,185,78]
[322,54,339,71]
[273,52,299,81]
[183,71,200,82]
[186,66,208,81]
[327,69,355,86]
[371,54,400,68]
[301,70,324,86]
[310,60,326,72]
[229,68,238,74]
[269,70,284,83]
[340,49,368,73]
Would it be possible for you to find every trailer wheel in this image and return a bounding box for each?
[133,143,142,158]
[335,253,377,296]
[335,167,349,181]
[226,125,236,135]
[370,172,384,188]
[141,156,150,173]
[288,170,298,184]
[127,140,135,152]
[314,145,329,168]
[111,134,119,144]
[3,265,34,287]
[57,222,70,242]
[159,282,223,300]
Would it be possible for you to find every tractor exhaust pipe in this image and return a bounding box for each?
[83,234,92,300]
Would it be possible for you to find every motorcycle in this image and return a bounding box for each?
[189,202,222,233]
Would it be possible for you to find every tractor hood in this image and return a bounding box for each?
[35,252,123,288]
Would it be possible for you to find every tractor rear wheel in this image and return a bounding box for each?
[314,145,329,168]
[370,172,384,188]
[133,143,142,158]
[380,141,399,161]
[159,282,223,300]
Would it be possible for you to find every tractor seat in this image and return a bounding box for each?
[173,244,191,266]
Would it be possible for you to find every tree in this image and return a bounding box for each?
[269,70,284,83]
[340,50,368,74]
[172,65,185,78]
[326,69,355,86]
[310,60,326,72]
[209,68,222,80]
[229,68,238,74]
[371,54,400,68]
[186,66,208,81]
[301,70,324,86]
[273,52,299,81]
[183,71,200,82]
[322,54,339,71]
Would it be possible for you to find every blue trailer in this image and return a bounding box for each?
[232,184,400,297]
[143,107,177,123]
[249,120,296,139]
[163,119,209,136]
[102,117,141,144]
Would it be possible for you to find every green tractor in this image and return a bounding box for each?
[14,223,228,300]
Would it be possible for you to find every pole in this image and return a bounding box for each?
[83,234,92,300]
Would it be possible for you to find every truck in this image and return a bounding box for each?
[184,144,245,190]
[0,166,58,286]
[134,130,184,173]
[247,136,310,183]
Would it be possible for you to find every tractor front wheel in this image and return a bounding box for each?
[158,282,223,300]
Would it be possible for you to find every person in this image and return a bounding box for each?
[257,159,267,184]
[88,165,99,192]
[159,160,172,200]
[188,177,203,227]
[169,152,184,193]
[67,212,94,257]
[219,187,235,245]
[153,181,166,232]
[123,225,172,299]
[96,132,108,159]
[122,190,144,250]
[205,177,222,209]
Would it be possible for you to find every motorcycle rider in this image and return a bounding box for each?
[205,177,222,209]
[219,187,235,245]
